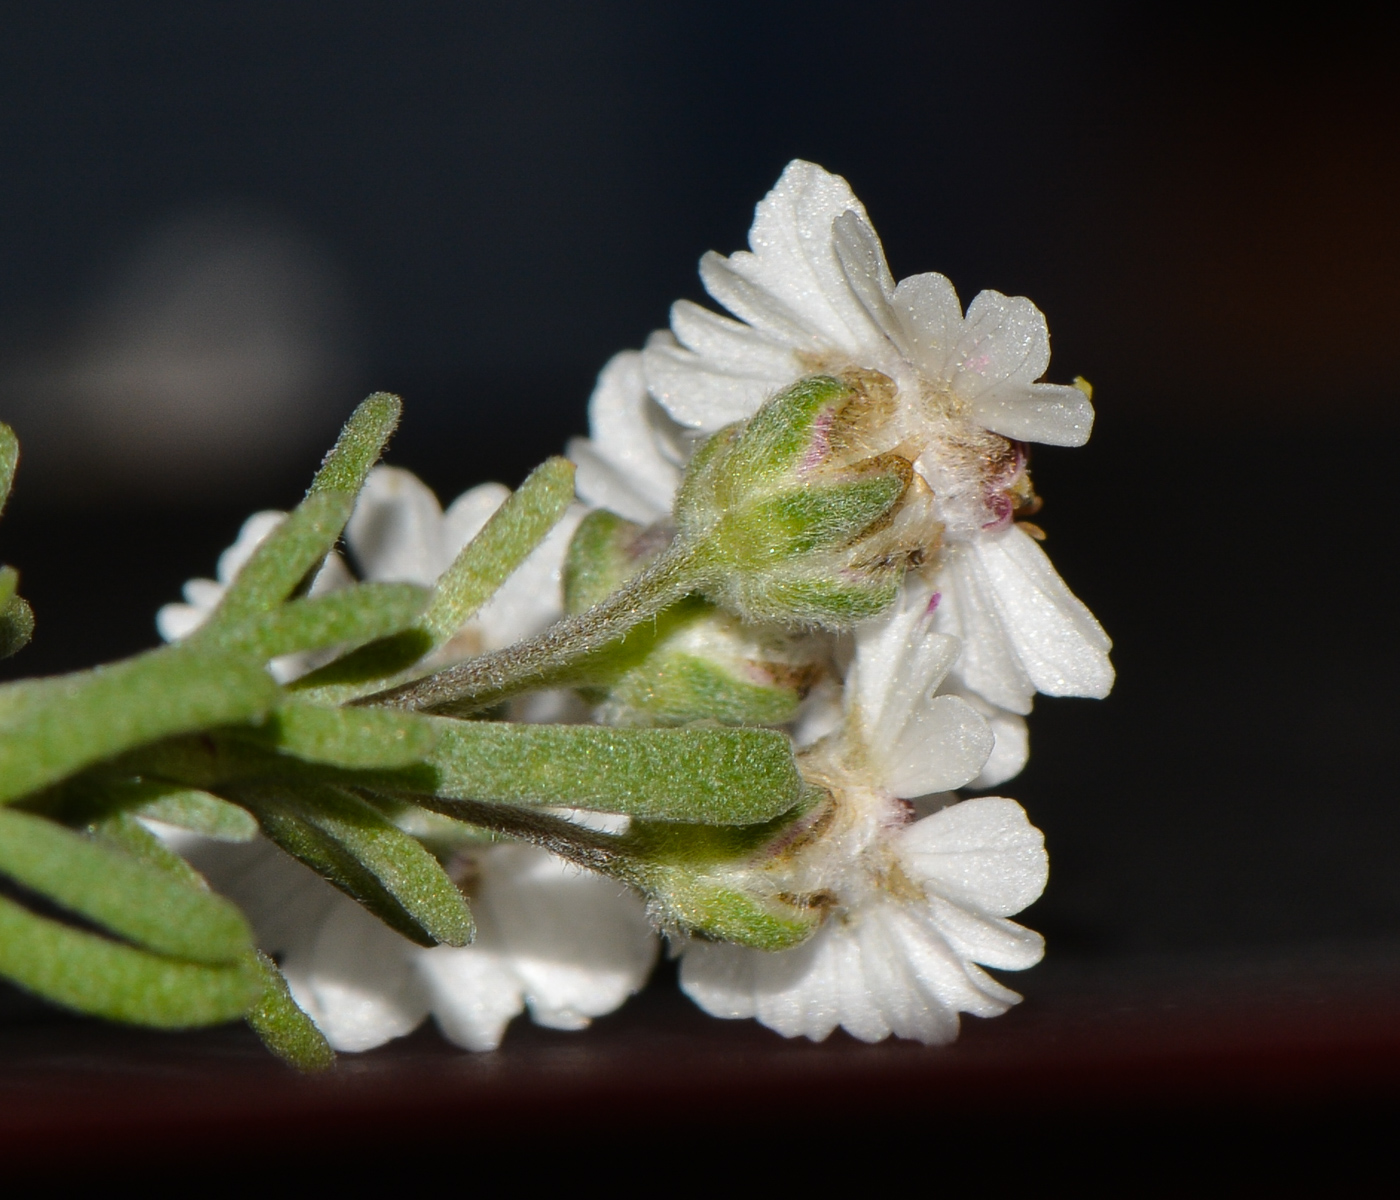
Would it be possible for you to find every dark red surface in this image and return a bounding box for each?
[3,942,1398,1173]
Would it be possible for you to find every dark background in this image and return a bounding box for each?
[0,2,1395,966]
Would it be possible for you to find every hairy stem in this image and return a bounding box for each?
[359,541,703,714]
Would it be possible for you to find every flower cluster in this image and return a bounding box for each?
[153,160,1110,1054]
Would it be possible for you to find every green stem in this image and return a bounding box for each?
[360,540,704,714]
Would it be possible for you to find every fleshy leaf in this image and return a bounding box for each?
[308,392,402,497]
[0,894,260,1027]
[238,783,472,947]
[223,582,429,662]
[0,808,252,964]
[422,722,802,824]
[423,456,575,643]
[259,702,441,769]
[135,787,259,842]
[0,646,277,805]
[246,950,335,1071]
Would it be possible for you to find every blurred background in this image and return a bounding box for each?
[0,2,1395,963]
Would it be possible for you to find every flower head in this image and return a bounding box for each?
[679,583,1047,1044]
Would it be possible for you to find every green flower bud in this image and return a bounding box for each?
[674,373,937,628]
[564,510,824,727]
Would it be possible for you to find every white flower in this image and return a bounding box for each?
[167,828,657,1053]
[155,509,353,682]
[567,347,687,526]
[635,159,1112,711]
[680,587,1047,1044]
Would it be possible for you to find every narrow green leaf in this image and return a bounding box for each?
[0,422,18,515]
[286,630,434,700]
[90,811,213,890]
[246,950,334,1071]
[0,646,278,805]
[198,492,354,637]
[308,392,401,496]
[274,785,472,946]
[422,456,575,643]
[0,808,252,963]
[0,894,260,1027]
[135,787,258,842]
[262,702,441,769]
[241,789,435,946]
[223,582,429,662]
[422,722,802,824]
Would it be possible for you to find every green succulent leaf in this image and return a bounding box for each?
[308,392,402,497]
[0,894,260,1027]
[0,808,252,964]
[0,422,18,516]
[225,582,429,662]
[245,950,335,1072]
[238,783,472,947]
[422,722,802,824]
[423,456,576,643]
[261,702,441,770]
[134,786,259,842]
[0,646,278,805]
[0,588,34,659]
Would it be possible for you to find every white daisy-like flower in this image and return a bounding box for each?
[156,509,353,681]
[567,347,687,526]
[680,585,1047,1044]
[635,159,1112,713]
[167,827,657,1053]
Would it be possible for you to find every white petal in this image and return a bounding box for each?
[923,893,1045,972]
[281,893,429,1052]
[890,273,963,381]
[730,160,890,357]
[831,210,905,351]
[181,577,224,610]
[697,251,823,349]
[966,703,1029,789]
[897,796,1049,917]
[932,548,1036,714]
[973,525,1114,698]
[216,511,285,584]
[156,601,207,642]
[896,904,1023,1019]
[884,694,995,798]
[577,350,686,513]
[849,577,958,738]
[442,482,510,560]
[971,381,1095,447]
[669,300,800,379]
[643,337,777,429]
[417,946,525,1052]
[950,290,1051,403]
[346,466,447,585]
[481,846,657,1029]
[569,438,667,524]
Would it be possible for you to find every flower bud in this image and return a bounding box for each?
[673,374,939,628]
[564,510,825,726]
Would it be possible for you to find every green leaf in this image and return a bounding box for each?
[0,422,18,516]
[135,787,258,842]
[90,810,215,890]
[239,784,472,947]
[260,702,441,769]
[0,808,252,963]
[286,630,435,698]
[246,950,334,1072]
[422,456,575,643]
[422,722,802,824]
[0,646,278,805]
[224,582,429,662]
[0,591,34,660]
[308,392,401,497]
[197,492,355,638]
[0,894,260,1027]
